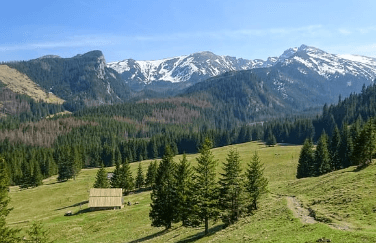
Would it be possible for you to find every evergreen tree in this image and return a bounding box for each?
[56,145,74,182]
[0,157,20,242]
[296,139,315,178]
[145,160,158,188]
[219,149,245,226]
[93,164,109,188]
[118,160,134,195]
[110,159,121,188]
[352,118,376,167]
[31,159,43,188]
[135,162,145,189]
[329,125,341,170]
[315,131,331,176]
[27,221,51,243]
[265,129,277,146]
[149,145,178,229]
[245,152,268,212]
[175,153,193,225]
[339,122,353,168]
[190,138,220,235]
[20,159,32,189]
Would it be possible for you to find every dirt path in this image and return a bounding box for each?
[286,196,317,224]
[286,196,353,231]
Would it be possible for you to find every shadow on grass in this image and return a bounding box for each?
[177,224,225,243]
[74,208,92,215]
[55,200,89,211]
[128,228,169,243]
[352,163,371,172]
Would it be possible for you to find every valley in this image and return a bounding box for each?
[7,142,376,242]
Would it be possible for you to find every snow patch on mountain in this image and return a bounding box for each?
[108,45,376,88]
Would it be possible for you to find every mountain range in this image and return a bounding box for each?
[108,44,376,94]
[1,45,376,121]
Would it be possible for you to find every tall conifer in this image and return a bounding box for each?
[219,149,245,225]
[135,162,145,189]
[175,153,193,225]
[245,151,268,212]
[190,138,219,235]
[0,157,20,242]
[145,161,158,188]
[315,131,331,175]
[93,164,109,188]
[149,145,177,229]
[329,125,341,170]
[297,139,315,178]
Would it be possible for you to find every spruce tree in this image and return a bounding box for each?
[149,145,177,229]
[93,164,109,188]
[329,125,341,170]
[219,149,245,226]
[297,139,315,178]
[0,157,20,242]
[110,159,121,188]
[315,131,331,176]
[245,151,268,212]
[27,221,51,243]
[175,153,193,225]
[145,160,158,188]
[135,162,145,189]
[352,118,376,167]
[190,138,219,235]
[118,159,134,195]
[339,122,353,168]
[31,159,43,188]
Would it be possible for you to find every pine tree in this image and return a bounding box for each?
[315,131,331,176]
[145,160,158,188]
[135,162,145,189]
[93,164,109,188]
[190,138,220,235]
[0,157,20,242]
[352,118,376,167]
[329,125,341,170]
[149,145,178,229]
[219,149,245,226]
[245,151,268,212]
[265,129,277,146]
[31,159,43,188]
[27,221,51,243]
[20,159,32,189]
[56,145,74,182]
[118,159,134,195]
[110,159,121,188]
[339,122,353,168]
[297,139,315,178]
[175,153,193,225]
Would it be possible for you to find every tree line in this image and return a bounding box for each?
[297,116,375,178]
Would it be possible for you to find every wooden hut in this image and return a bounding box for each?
[88,188,124,210]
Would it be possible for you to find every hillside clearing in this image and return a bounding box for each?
[7,142,376,242]
[0,65,64,104]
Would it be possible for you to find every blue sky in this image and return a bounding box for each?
[1,0,376,62]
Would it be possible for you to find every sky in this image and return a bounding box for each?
[1,0,376,63]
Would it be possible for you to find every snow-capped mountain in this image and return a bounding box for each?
[107,51,279,91]
[279,45,376,81]
[108,45,376,93]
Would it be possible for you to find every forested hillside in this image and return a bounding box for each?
[6,51,131,111]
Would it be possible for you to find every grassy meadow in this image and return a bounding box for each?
[7,142,376,242]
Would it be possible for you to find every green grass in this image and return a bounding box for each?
[7,142,376,242]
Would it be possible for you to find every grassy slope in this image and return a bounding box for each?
[0,65,64,104]
[7,142,376,242]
